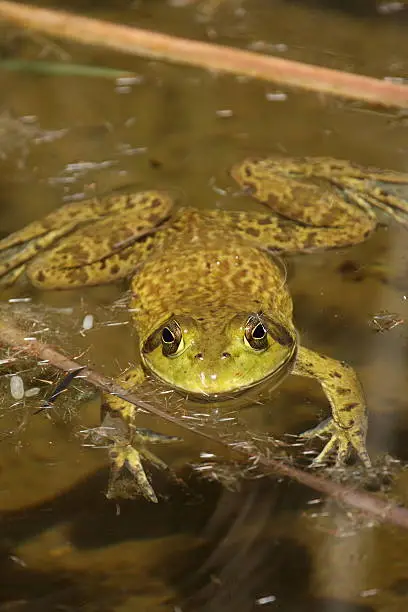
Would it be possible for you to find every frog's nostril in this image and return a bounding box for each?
[221,352,231,359]
[195,352,204,360]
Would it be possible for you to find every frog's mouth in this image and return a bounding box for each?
[145,341,298,403]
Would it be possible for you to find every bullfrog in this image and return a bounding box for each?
[1,156,408,502]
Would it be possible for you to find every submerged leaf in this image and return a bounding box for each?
[0,59,136,79]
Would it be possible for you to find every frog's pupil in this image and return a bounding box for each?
[162,327,175,343]
[252,322,266,339]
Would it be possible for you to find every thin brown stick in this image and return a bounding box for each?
[1,316,408,528]
[0,1,407,108]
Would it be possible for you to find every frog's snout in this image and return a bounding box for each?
[190,349,239,393]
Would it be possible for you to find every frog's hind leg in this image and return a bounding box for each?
[336,176,408,229]
[0,222,83,288]
[0,191,172,289]
[305,157,408,227]
[26,225,158,290]
[0,198,115,286]
[229,159,377,253]
[209,206,376,255]
[239,156,408,229]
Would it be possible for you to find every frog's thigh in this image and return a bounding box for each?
[26,241,150,289]
[2,190,171,289]
[293,346,369,464]
[231,160,377,251]
[213,210,374,253]
[26,233,156,289]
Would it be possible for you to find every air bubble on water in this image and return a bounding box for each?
[10,375,24,400]
[81,314,94,331]
[25,387,40,398]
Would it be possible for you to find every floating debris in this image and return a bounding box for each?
[200,451,216,459]
[116,75,144,86]
[384,75,408,85]
[48,307,74,315]
[248,41,288,54]
[370,311,404,333]
[10,375,24,400]
[8,297,32,303]
[115,85,132,94]
[265,91,287,102]
[63,159,116,176]
[378,1,405,14]
[103,321,129,328]
[256,595,276,605]
[215,109,233,118]
[0,358,17,366]
[360,588,379,598]
[9,554,27,568]
[0,111,41,160]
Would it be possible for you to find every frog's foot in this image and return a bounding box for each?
[282,156,408,226]
[306,158,408,228]
[107,428,181,502]
[299,417,371,469]
[108,443,159,502]
[340,179,408,229]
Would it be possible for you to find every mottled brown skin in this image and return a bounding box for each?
[1,156,408,502]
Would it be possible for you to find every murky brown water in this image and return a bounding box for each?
[1,1,408,610]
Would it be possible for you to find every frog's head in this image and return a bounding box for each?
[141,309,297,399]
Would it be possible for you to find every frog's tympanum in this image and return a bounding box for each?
[2,157,408,501]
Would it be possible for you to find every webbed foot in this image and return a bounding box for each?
[108,442,161,503]
[94,412,181,502]
[300,417,371,469]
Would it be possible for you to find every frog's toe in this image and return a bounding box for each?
[299,418,371,469]
[0,263,26,288]
[106,429,182,502]
[107,443,159,502]
[299,416,334,443]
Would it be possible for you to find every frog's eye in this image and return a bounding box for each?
[244,316,268,351]
[161,321,184,357]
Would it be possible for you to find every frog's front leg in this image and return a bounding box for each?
[101,367,179,502]
[292,346,370,468]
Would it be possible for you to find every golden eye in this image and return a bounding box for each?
[244,316,268,351]
[161,321,184,357]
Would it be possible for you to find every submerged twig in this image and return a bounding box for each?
[1,316,408,528]
[0,1,407,108]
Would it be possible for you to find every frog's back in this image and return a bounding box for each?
[131,208,293,338]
